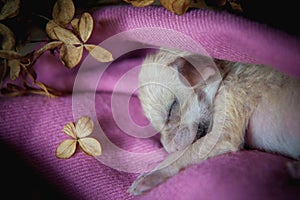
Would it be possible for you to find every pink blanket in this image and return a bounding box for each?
[1,5,300,199]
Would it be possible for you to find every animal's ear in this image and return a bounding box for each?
[170,56,216,87]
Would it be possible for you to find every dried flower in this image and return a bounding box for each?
[123,0,154,7]
[0,22,21,81]
[160,0,193,15]
[43,0,113,68]
[56,116,102,159]
[0,0,20,20]
[0,0,62,97]
[123,0,243,15]
[0,4,21,92]
[1,0,114,97]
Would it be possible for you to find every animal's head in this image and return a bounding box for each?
[138,48,221,153]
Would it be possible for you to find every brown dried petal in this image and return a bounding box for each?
[78,137,102,156]
[60,44,83,68]
[228,1,243,12]
[123,0,154,7]
[62,122,76,138]
[71,18,79,36]
[75,116,94,138]
[36,41,63,56]
[0,0,20,20]
[8,59,20,80]
[0,23,15,50]
[52,0,75,27]
[160,0,192,15]
[84,44,113,63]
[46,20,60,40]
[0,50,20,59]
[53,26,82,45]
[78,12,93,43]
[56,139,77,159]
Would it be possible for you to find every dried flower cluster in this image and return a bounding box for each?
[1,0,59,97]
[0,0,26,94]
[45,0,113,68]
[56,116,102,159]
[0,0,113,97]
[123,0,243,15]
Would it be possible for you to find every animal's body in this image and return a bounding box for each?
[129,48,300,195]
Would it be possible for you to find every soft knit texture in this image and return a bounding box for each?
[1,6,300,200]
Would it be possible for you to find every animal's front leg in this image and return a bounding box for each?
[128,166,174,196]
[129,128,245,196]
[129,147,191,195]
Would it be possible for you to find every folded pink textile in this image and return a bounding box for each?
[1,5,300,200]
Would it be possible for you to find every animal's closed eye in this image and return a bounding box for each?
[167,99,177,123]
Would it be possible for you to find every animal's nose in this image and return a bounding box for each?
[196,122,209,139]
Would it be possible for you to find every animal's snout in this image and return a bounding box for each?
[196,121,210,140]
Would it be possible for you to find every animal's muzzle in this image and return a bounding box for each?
[196,121,210,140]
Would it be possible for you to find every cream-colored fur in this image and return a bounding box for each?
[129,48,300,195]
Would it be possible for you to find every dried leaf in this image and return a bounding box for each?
[160,0,193,15]
[6,82,23,90]
[60,44,83,68]
[123,0,154,7]
[25,88,59,97]
[46,20,60,40]
[84,44,113,63]
[78,137,102,156]
[52,0,75,27]
[0,50,20,59]
[0,0,20,20]
[41,84,61,96]
[1,83,26,96]
[78,12,93,43]
[8,59,20,80]
[35,81,60,98]
[53,26,82,45]
[71,18,79,36]
[36,41,63,56]
[0,23,15,50]
[228,0,243,13]
[62,122,77,138]
[75,116,94,138]
[23,65,37,83]
[56,139,77,159]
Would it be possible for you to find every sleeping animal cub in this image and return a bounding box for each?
[129,48,300,195]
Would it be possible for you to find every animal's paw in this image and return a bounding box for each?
[286,161,300,179]
[128,170,169,196]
